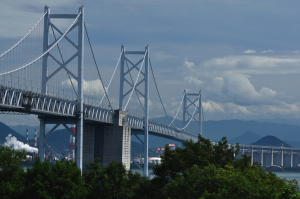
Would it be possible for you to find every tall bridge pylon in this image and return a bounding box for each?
[182,90,202,135]
[38,6,85,171]
[119,45,150,176]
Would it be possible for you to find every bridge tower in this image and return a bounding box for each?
[182,90,202,135]
[38,6,84,171]
[119,45,150,177]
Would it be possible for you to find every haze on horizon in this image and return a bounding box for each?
[0,0,300,126]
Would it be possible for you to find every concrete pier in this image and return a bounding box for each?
[235,144,300,168]
[82,110,131,171]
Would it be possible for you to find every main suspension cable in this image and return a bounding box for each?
[84,22,113,110]
[0,12,47,59]
[51,26,77,96]
[168,93,184,127]
[149,58,178,127]
[0,12,81,76]
[149,58,199,130]
[99,50,123,106]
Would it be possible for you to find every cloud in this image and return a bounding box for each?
[200,54,300,75]
[4,134,38,153]
[226,103,253,114]
[202,101,224,113]
[261,50,274,53]
[183,57,195,68]
[61,78,105,97]
[184,76,203,85]
[243,49,256,54]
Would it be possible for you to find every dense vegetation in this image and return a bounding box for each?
[0,135,299,199]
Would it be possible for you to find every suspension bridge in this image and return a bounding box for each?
[0,6,204,177]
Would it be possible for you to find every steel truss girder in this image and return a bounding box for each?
[83,105,113,123]
[124,115,198,142]
[0,85,114,123]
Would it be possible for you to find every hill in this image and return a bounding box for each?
[45,129,71,153]
[158,117,300,142]
[0,122,25,145]
[251,135,291,147]
[228,131,261,145]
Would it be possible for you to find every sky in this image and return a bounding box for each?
[1,0,300,126]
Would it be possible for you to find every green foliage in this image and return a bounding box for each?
[153,135,241,184]
[23,158,86,199]
[164,164,299,199]
[0,145,27,199]
[83,158,141,199]
[151,135,299,199]
[0,134,299,199]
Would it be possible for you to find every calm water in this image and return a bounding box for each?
[275,172,300,183]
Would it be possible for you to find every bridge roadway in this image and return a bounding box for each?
[0,85,198,142]
[234,144,300,167]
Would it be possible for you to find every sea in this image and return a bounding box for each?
[274,172,300,184]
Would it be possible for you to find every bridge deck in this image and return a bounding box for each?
[0,85,198,142]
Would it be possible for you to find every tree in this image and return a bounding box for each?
[151,135,299,199]
[83,158,141,199]
[24,158,86,199]
[152,136,239,189]
[164,164,299,199]
[0,146,27,199]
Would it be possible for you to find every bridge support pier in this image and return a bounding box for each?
[271,148,274,166]
[281,148,284,167]
[96,110,131,170]
[38,118,45,161]
[251,147,253,166]
[261,148,263,166]
[291,150,293,167]
[81,110,131,172]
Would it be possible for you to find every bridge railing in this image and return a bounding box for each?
[0,85,114,123]
[83,105,114,123]
[124,114,198,142]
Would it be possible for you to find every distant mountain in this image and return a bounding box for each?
[284,141,300,148]
[10,124,65,139]
[251,136,291,147]
[9,125,40,139]
[228,131,261,145]
[45,129,71,153]
[183,119,300,142]
[256,118,300,127]
[0,122,25,145]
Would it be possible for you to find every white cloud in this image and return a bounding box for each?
[213,76,224,90]
[201,55,300,75]
[202,101,224,113]
[184,76,203,85]
[226,103,253,114]
[61,78,105,97]
[261,50,274,53]
[243,49,256,54]
[183,57,195,68]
